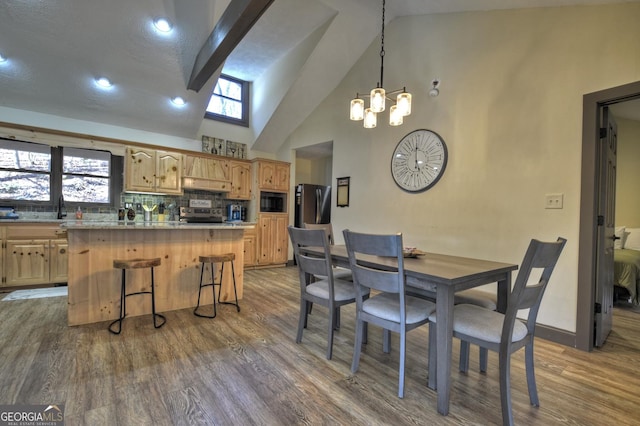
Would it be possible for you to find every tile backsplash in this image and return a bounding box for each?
[9,189,247,221]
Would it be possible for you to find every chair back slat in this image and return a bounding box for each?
[304,223,335,245]
[343,229,404,294]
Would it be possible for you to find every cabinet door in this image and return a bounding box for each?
[229,161,251,200]
[258,162,276,189]
[49,239,68,283]
[257,215,274,264]
[243,232,256,266]
[125,147,156,192]
[5,240,49,286]
[273,163,290,191]
[156,150,182,194]
[273,215,289,264]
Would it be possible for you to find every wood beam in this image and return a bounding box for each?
[187,0,274,92]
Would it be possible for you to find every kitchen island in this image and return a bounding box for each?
[64,221,254,326]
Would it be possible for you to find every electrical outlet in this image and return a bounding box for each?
[545,193,564,209]
[136,203,142,212]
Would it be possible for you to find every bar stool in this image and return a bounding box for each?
[194,253,240,318]
[109,257,166,334]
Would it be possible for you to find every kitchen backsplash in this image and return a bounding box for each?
[10,189,247,221]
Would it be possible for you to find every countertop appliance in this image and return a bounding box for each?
[179,207,223,223]
[227,203,242,221]
[294,184,331,228]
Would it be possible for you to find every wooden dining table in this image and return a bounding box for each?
[310,244,518,416]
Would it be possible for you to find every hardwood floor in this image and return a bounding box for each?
[1,266,640,425]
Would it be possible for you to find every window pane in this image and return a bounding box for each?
[0,171,50,201]
[214,78,242,101]
[62,175,110,203]
[0,140,51,172]
[63,148,110,177]
[207,96,242,119]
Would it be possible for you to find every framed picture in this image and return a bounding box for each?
[337,177,350,207]
[225,140,247,159]
[202,135,226,156]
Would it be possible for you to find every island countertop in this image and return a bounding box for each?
[62,220,256,230]
[66,221,250,326]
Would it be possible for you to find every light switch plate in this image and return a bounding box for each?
[545,193,564,209]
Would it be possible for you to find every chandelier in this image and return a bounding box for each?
[349,0,412,128]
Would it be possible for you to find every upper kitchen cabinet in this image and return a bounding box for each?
[182,153,231,192]
[124,147,182,194]
[254,159,290,192]
[228,160,252,200]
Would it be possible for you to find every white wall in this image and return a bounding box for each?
[282,3,640,333]
[616,116,640,227]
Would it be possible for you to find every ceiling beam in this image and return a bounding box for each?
[187,0,274,92]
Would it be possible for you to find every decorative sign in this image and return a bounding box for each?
[202,135,247,159]
[337,177,350,207]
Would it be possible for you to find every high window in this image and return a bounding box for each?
[0,139,122,206]
[205,74,249,127]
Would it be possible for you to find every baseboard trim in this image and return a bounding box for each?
[535,323,577,348]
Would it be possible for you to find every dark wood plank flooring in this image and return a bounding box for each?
[1,266,639,425]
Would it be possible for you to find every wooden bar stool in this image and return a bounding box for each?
[194,253,240,318]
[109,257,166,334]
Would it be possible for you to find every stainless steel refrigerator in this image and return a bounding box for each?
[294,184,331,227]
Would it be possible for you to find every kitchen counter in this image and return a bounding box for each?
[66,221,252,326]
[62,220,256,229]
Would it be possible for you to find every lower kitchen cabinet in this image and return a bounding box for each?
[1,225,68,287]
[256,213,288,266]
[243,228,256,267]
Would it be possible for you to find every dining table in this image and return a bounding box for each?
[311,244,518,416]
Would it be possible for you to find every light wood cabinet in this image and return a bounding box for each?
[243,228,256,267]
[255,159,290,192]
[1,225,68,287]
[228,160,252,200]
[124,147,182,194]
[182,154,231,192]
[257,213,289,266]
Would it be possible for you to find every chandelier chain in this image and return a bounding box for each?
[378,0,385,88]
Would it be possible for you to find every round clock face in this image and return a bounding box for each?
[391,129,448,193]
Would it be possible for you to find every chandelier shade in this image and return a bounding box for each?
[348,0,412,128]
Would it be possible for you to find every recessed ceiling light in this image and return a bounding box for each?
[153,18,173,33]
[95,77,113,88]
[171,97,186,106]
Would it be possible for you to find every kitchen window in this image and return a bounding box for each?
[0,138,122,206]
[205,74,249,127]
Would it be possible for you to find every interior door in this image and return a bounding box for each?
[595,106,617,347]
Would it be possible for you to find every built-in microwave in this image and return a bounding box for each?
[260,191,286,213]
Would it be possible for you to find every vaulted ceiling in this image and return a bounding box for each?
[0,0,635,153]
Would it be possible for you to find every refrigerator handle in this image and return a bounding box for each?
[315,188,321,223]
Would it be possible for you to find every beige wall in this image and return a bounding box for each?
[295,157,332,187]
[282,3,640,333]
[616,117,640,227]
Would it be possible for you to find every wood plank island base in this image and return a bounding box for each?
[64,222,254,326]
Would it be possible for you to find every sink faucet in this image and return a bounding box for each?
[57,195,67,219]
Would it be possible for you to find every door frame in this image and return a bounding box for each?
[577,80,640,351]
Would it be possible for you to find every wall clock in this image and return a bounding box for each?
[391,129,448,193]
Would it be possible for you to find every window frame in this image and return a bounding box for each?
[204,74,250,127]
[0,139,123,208]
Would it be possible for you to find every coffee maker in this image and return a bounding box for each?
[226,204,242,221]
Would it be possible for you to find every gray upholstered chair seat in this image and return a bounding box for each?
[429,304,528,344]
[364,293,435,324]
[306,278,361,301]
[454,289,497,310]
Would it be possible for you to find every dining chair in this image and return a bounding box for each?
[428,237,566,426]
[303,222,352,281]
[343,229,436,398]
[454,288,497,372]
[288,226,364,360]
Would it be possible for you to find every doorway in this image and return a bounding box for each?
[577,80,640,351]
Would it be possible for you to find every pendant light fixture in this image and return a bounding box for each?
[349,0,412,128]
